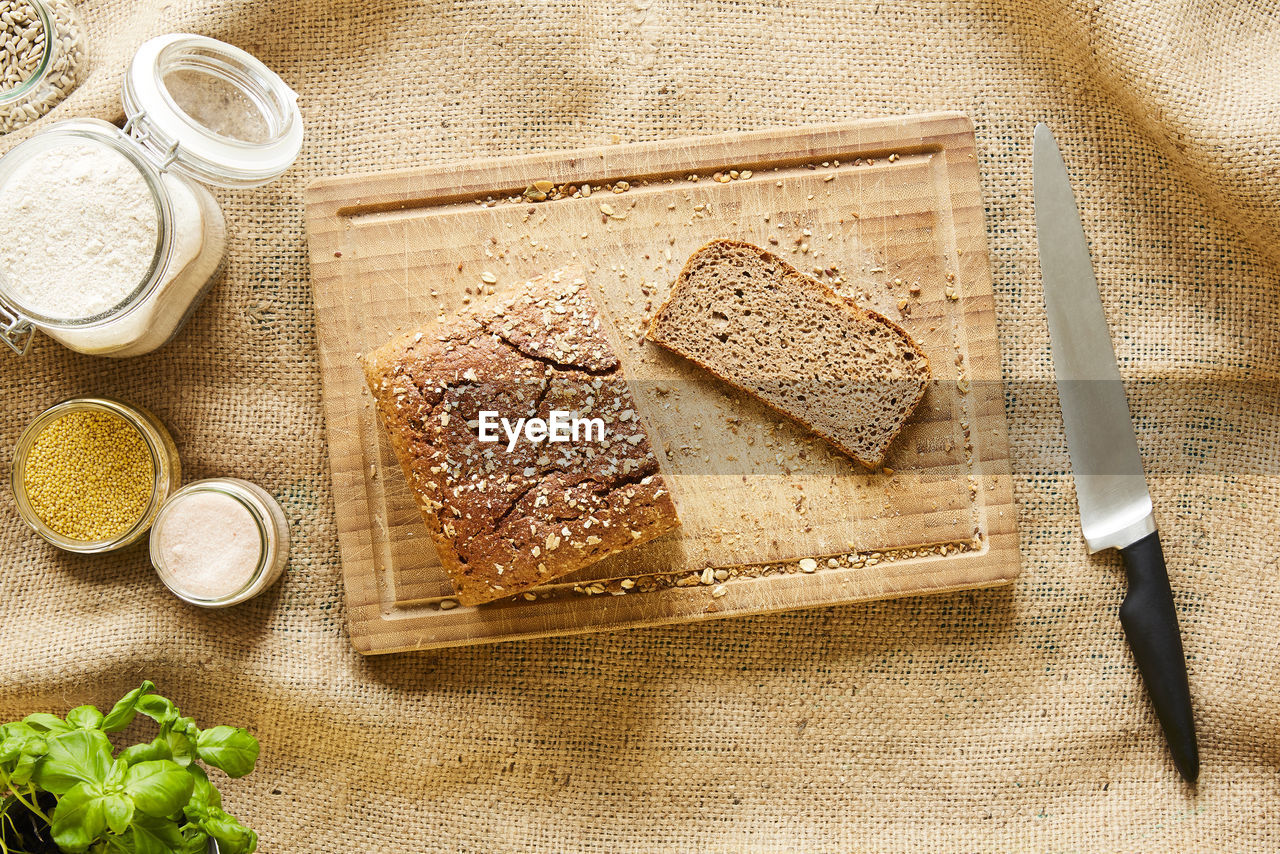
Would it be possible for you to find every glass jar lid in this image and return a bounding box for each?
[122,34,302,189]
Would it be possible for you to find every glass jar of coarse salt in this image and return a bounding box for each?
[0,33,303,357]
[0,0,89,134]
[150,478,290,607]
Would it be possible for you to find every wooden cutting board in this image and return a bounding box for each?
[306,112,1019,654]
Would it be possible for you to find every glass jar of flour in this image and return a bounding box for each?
[0,34,302,357]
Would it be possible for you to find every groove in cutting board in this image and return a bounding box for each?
[306,113,1020,654]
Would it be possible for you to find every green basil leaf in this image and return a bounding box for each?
[101,681,156,733]
[202,808,258,854]
[180,825,211,854]
[195,727,260,778]
[131,814,187,854]
[182,765,218,822]
[102,793,136,836]
[34,729,113,794]
[2,729,42,764]
[123,760,194,818]
[50,781,108,853]
[8,735,48,771]
[0,736,21,763]
[66,705,105,730]
[104,835,139,854]
[134,695,179,726]
[183,795,210,824]
[3,721,38,741]
[23,713,71,733]
[11,749,39,786]
[166,730,195,767]
[105,758,128,788]
[118,737,173,767]
[198,766,221,810]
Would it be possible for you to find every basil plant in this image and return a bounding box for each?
[0,682,258,854]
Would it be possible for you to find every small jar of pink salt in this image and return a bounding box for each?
[149,477,289,607]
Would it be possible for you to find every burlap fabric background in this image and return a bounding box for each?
[2,0,1278,850]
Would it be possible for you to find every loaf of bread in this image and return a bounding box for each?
[361,276,680,606]
[646,239,931,469]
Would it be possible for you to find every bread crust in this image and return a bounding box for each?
[645,238,931,469]
[362,277,680,605]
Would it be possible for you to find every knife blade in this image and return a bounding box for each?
[1033,123,1199,783]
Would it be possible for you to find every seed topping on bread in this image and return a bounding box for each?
[362,277,680,606]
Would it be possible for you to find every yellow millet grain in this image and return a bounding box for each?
[24,411,154,541]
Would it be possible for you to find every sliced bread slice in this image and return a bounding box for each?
[645,239,931,469]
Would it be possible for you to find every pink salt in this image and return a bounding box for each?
[156,490,260,599]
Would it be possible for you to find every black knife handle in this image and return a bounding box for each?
[1118,531,1199,782]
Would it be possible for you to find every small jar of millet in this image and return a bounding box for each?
[11,397,180,552]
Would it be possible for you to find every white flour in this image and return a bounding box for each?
[0,138,158,320]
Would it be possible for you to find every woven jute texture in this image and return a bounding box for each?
[2,0,1278,851]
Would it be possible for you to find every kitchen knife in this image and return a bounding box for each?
[1033,123,1199,783]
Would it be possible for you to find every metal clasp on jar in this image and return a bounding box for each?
[0,302,33,355]
[122,111,181,171]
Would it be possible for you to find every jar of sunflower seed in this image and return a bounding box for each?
[0,0,87,135]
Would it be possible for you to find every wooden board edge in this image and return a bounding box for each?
[303,193,390,647]
[936,117,1023,571]
[304,111,976,217]
[347,543,1020,655]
